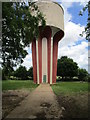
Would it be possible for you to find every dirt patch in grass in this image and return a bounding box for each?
[57,92,89,120]
[2,90,30,119]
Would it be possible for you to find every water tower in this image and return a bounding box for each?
[32,0,64,84]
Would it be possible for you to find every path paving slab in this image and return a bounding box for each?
[6,84,62,119]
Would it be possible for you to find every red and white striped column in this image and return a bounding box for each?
[32,26,64,84]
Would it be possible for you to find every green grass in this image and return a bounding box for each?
[52,82,88,95]
[2,80,38,91]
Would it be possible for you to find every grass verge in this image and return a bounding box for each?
[52,82,89,119]
[2,80,38,91]
[52,82,88,95]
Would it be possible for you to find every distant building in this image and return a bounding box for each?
[32,0,64,84]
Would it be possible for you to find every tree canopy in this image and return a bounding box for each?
[2,65,34,80]
[78,68,88,81]
[79,1,90,40]
[2,2,46,70]
[14,65,28,80]
[27,66,33,79]
[57,56,78,79]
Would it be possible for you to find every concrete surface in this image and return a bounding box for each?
[37,1,64,32]
[6,84,62,119]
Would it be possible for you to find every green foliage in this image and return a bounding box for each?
[79,1,90,40]
[27,66,33,79]
[57,56,78,80]
[0,68,2,80]
[2,80,38,90]
[14,66,28,80]
[88,74,90,82]
[2,66,14,80]
[2,2,46,71]
[78,68,88,81]
[2,65,34,80]
[52,82,88,95]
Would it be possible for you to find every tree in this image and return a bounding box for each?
[0,68,2,80]
[79,1,90,40]
[2,66,14,80]
[78,68,88,81]
[57,56,78,80]
[2,2,46,71]
[14,66,28,80]
[27,66,33,79]
[88,74,90,82]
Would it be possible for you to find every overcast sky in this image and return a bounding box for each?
[22,0,89,72]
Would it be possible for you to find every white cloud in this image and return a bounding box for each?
[22,45,32,70]
[64,7,72,25]
[57,2,88,71]
[58,21,88,70]
[22,53,32,70]
[55,0,89,5]
[60,21,85,47]
[58,41,88,70]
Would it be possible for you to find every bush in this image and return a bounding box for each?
[78,68,88,81]
[27,67,33,79]
[14,66,28,80]
[57,56,78,79]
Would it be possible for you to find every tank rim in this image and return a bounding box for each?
[35,0,64,14]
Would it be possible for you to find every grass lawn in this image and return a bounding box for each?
[52,81,88,95]
[2,80,38,91]
[52,82,89,118]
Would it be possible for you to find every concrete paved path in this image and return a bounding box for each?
[6,84,62,119]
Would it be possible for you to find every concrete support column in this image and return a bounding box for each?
[52,30,64,83]
[42,37,48,83]
[38,37,42,84]
[47,32,51,84]
[32,38,37,83]
[52,40,58,83]
[40,26,52,84]
[36,40,39,84]
[50,37,53,84]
